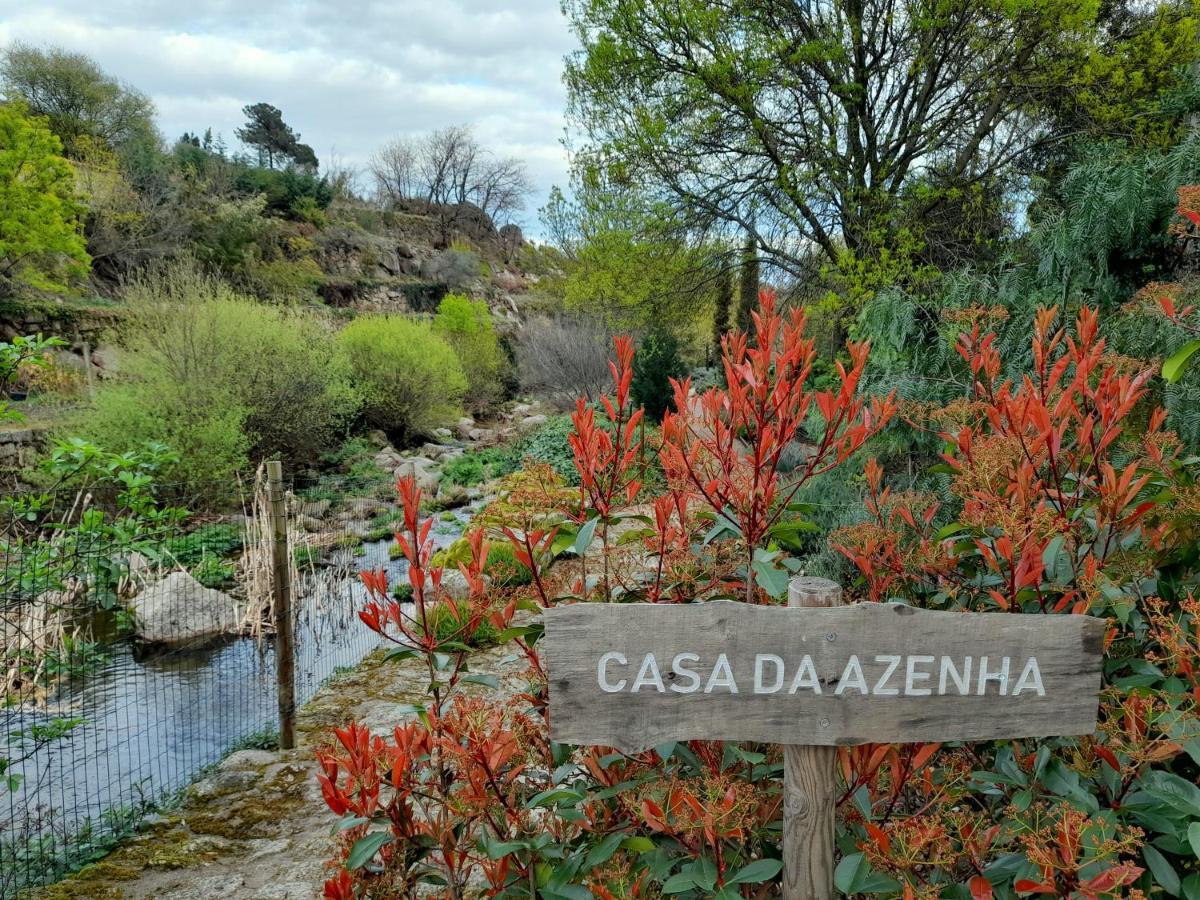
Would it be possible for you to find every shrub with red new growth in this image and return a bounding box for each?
[316,296,1200,898]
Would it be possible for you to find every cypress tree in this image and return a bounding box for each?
[712,268,733,357]
[736,232,760,333]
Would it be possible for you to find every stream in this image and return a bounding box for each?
[0,507,473,894]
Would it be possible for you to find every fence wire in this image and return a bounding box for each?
[0,472,408,897]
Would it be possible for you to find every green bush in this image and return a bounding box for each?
[632,328,687,421]
[432,294,506,413]
[482,541,532,587]
[441,446,517,487]
[69,263,355,501]
[514,415,579,484]
[420,600,500,649]
[337,314,467,444]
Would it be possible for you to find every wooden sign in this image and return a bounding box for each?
[543,599,1104,754]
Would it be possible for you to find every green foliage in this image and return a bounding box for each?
[543,169,721,336]
[235,102,317,171]
[0,43,158,158]
[442,446,518,487]
[513,414,579,484]
[712,267,732,355]
[70,264,355,499]
[480,540,533,588]
[232,165,332,219]
[631,328,686,421]
[0,103,90,289]
[432,293,506,413]
[0,333,66,423]
[337,314,467,444]
[562,0,1200,280]
[736,232,758,333]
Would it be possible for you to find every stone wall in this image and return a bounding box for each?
[0,425,48,468]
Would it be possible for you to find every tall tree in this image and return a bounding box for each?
[563,0,1199,276]
[736,233,759,333]
[712,267,733,356]
[0,43,158,157]
[0,104,89,289]
[236,103,316,171]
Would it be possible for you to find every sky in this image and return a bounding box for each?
[0,0,578,232]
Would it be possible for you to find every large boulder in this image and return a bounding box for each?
[129,572,240,646]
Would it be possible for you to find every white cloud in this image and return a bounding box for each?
[0,0,577,231]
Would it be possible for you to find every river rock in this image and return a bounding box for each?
[437,483,469,509]
[299,499,330,520]
[467,427,496,443]
[433,427,453,439]
[456,417,476,440]
[518,414,547,432]
[129,571,240,646]
[439,570,491,600]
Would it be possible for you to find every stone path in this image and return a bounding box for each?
[36,643,527,900]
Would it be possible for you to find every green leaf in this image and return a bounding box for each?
[751,550,790,598]
[1164,340,1200,383]
[661,872,696,893]
[835,852,869,892]
[1143,844,1181,896]
[526,787,586,808]
[620,836,656,853]
[332,815,369,833]
[461,673,499,690]
[1190,822,1200,860]
[727,858,782,885]
[346,831,393,870]
[573,517,599,556]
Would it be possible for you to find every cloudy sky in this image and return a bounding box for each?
[0,0,578,231]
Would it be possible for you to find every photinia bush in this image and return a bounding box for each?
[316,292,1200,898]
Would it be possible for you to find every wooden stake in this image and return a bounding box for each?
[784,576,843,900]
[266,460,296,750]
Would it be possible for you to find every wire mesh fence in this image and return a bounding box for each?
[0,468,422,898]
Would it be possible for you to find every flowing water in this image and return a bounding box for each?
[0,508,473,895]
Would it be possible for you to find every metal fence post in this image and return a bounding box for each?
[784,576,844,900]
[266,460,295,750]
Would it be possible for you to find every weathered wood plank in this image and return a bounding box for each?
[543,601,1104,753]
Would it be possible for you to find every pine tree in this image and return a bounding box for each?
[737,232,759,333]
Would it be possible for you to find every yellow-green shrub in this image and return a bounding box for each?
[432,293,505,413]
[337,314,467,443]
[69,263,354,499]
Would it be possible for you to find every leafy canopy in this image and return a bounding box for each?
[0,103,89,289]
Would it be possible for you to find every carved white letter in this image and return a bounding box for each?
[835,655,868,695]
[938,656,972,695]
[598,652,627,693]
[631,653,665,693]
[1011,657,1046,697]
[976,656,1010,696]
[754,654,785,694]
[873,655,902,695]
[788,655,822,694]
[905,655,934,696]
[705,653,739,693]
[670,652,701,694]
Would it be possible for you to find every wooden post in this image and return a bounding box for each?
[784,576,843,900]
[266,460,296,750]
[80,339,96,399]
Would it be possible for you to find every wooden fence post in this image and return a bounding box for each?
[266,460,296,750]
[784,576,843,900]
